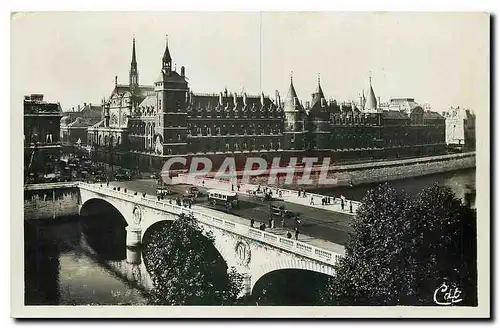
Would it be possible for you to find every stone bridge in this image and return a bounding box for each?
[78,182,343,295]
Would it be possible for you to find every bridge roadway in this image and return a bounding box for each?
[109,179,353,248]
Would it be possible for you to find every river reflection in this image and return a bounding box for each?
[24,218,147,305]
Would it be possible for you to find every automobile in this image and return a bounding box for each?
[185,186,201,198]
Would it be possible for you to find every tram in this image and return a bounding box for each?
[207,189,239,210]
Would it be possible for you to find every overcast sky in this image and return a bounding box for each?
[11,12,489,112]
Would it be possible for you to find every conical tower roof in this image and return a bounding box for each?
[365,77,377,110]
[284,75,301,112]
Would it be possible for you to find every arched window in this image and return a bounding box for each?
[117,136,121,145]
[104,135,108,146]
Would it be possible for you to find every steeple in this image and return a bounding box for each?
[365,75,378,111]
[131,36,137,67]
[129,35,139,91]
[162,35,172,74]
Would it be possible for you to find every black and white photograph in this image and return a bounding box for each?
[10,10,489,318]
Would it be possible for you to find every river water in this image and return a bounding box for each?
[24,169,476,305]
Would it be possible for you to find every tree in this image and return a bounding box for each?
[412,184,477,305]
[143,214,244,305]
[324,183,417,305]
[324,183,477,306]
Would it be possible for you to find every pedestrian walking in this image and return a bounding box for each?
[237,184,240,191]
[341,199,345,210]
[231,184,234,191]
[271,218,275,229]
[303,190,307,198]
[157,195,161,201]
[202,180,205,186]
[287,231,292,239]
[349,201,353,213]
[298,190,301,197]
[310,196,314,205]
[281,218,285,228]
[268,216,272,228]
[250,219,255,228]
[124,188,127,193]
[295,228,300,240]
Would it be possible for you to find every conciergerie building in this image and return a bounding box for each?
[87,36,446,171]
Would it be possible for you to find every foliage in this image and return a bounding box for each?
[143,214,244,305]
[324,183,477,306]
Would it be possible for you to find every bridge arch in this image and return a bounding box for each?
[79,198,129,261]
[250,258,336,293]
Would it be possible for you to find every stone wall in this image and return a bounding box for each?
[249,153,475,189]
[24,187,80,220]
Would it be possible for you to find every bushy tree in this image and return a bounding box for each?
[324,183,477,306]
[143,214,244,305]
[412,184,477,305]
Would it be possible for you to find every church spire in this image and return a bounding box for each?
[129,35,139,90]
[131,35,137,67]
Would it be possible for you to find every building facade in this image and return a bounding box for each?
[444,106,476,151]
[24,94,63,177]
[87,36,447,171]
[60,102,102,147]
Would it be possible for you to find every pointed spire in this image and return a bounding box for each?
[315,72,325,99]
[163,34,172,63]
[131,35,137,66]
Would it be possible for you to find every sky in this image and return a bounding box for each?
[11,12,489,113]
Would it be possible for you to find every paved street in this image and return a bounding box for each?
[109,179,354,246]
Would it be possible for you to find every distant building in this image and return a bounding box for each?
[443,106,476,150]
[60,102,102,146]
[24,94,62,176]
[87,36,447,171]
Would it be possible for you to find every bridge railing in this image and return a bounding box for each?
[78,182,345,266]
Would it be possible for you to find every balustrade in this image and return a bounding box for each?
[78,182,343,265]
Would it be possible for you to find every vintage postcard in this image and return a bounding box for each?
[11,11,490,318]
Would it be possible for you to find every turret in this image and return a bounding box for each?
[365,76,378,111]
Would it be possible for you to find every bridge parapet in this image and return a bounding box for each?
[78,182,344,266]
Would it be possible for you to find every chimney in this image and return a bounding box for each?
[181,66,185,77]
[84,102,87,107]
[275,90,280,107]
[243,93,247,106]
[219,92,223,106]
[233,92,237,106]
[378,96,381,107]
[78,105,81,111]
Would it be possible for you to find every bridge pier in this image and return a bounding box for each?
[126,225,142,264]
[240,273,252,297]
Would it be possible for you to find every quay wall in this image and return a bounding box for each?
[248,152,476,189]
[24,185,80,220]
